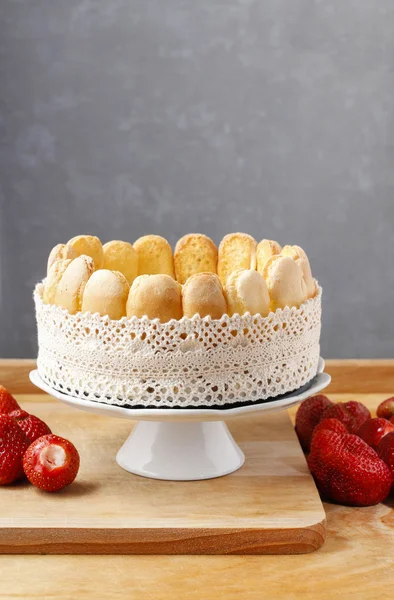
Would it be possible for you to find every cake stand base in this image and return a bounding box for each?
[116,421,245,481]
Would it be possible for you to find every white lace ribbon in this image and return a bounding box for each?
[34,282,322,407]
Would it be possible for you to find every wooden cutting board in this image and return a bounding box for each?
[0,398,326,555]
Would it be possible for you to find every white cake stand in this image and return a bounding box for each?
[30,358,330,481]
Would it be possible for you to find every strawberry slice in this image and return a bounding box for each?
[0,414,30,484]
[9,409,52,444]
[23,434,80,492]
[0,385,20,414]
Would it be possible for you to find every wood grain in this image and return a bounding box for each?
[1,393,393,599]
[0,400,325,555]
[0,359,36,394]
[2,359,394,394]
[324,359,394,393]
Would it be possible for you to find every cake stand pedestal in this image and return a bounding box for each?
[117,421,244,480]
[30,358,330,481]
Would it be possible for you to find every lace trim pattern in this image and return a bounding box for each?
[34,282,322,408]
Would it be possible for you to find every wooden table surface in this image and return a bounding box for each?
[1,359,393,600]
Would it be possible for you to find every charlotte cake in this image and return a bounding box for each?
[36,233,322,408]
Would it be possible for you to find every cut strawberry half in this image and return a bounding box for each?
[23,434,80,492]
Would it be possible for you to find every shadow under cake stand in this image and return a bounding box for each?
[30,358,330,481]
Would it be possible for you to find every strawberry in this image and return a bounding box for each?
[0,415,30,484]
[312,417,348,438]
[23,434,80,492]
[0,385,20,414]
[377,432,394,493]
[357,417,394,451]
[319,401,370,434]
[343,401,370,433]
[319,403,353,431]
[295,395,333,451]
[377,397,394,421]
[9,409,51,444]
[308,429,392,506]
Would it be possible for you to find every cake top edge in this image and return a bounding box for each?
[34,280,322,327]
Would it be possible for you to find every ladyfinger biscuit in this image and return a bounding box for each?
[182,272,227,320]
[103,240,139,285]
[81,269,130,320]
[281,245,316,298]
[133,235,175,278]
[217,233,257,285]
[127,274,182,322]
[67,235,104,269]
[174,233,217,284]
[47,244,77,274]
[54,255,95,315]
[256,239,282,274]
[43,259,73,304]
[224,269,270,317]
[262,255,307,311]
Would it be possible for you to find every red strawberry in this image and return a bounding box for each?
[295,395,333,451]
[0,414,30,484]
[377,397,394,421]
[377,432,394,493]
[319,401,370,434]
[343,401,370,433]
[391,416,394,425]
[357,417,394,451]
[23,434,80,492]
[308,429,392,506]
[312,417,348,438]
[320,403,353,431]
[9,409,51,444]
[0,385,20,414]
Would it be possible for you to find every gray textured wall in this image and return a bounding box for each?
[1,1,393,358]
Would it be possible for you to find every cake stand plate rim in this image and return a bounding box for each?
[29,360,330,422]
